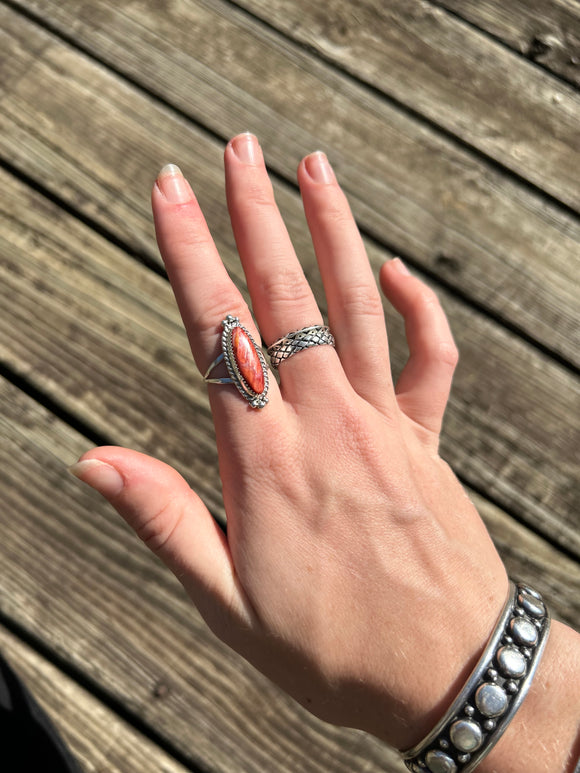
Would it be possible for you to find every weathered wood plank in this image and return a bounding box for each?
[437,0,580,87]
[0,5,577,772]
[0,625,193,773]
[0,142,578,554]
[0,4,579,366]
[230,0,580,208]
[1,377,579,773]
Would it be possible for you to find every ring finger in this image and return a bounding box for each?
[298,152,396,412]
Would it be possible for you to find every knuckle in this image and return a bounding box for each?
[406,284,458,367]
[172,221,215,258]
[192,295,248,340]
[318,197,351,227]
[258,266,313,310]
[419,338,459,369]
[313,184,349,217]
[340,283,384,320]
[234,178,277,212]
[319,397,409,501]
[137,495,186,555]
[322,391,374,448]
[436,340,460,368]
[414,285,440,309]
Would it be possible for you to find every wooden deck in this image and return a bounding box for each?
[1,1,579,770]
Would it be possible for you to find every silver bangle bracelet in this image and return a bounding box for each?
[402,581,550,773]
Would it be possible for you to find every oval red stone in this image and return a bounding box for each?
[231,326,265,394]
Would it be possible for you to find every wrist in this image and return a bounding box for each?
[350,568,510,751]
[395,572,511,752]
[386,581,580,772]
[391,615,580,772]
[478,619,580,773]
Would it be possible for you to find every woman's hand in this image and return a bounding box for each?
[70,134,508,750]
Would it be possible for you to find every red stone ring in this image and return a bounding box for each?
[203,315,269,408]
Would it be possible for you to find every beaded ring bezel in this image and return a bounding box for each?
[204,315,269,409]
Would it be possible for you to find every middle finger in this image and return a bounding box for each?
[225,134,343,397]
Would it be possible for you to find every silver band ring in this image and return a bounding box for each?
[203,315,269,409]
[267,325,335,369]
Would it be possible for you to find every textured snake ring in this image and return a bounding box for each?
[267,325,335,369]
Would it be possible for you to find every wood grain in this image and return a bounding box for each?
[0,2,578,771]
[231,0,580,209]
[437,0,580,87]
[0,625,193,773]
[0,4,578,366]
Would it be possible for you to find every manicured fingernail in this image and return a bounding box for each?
[156,164,194,204]
[68,459,124,498]
[304,151,335,184]
[391,257,411,275]
[231,132,261,165]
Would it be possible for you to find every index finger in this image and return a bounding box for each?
[152,164,282,418]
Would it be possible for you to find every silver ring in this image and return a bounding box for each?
[267,325,335,369]
[203,315,269,409]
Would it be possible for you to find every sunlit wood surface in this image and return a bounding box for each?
[0,1,578,770]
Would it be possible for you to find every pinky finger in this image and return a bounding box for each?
[379,259,459,436]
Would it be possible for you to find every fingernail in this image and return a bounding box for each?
[391,257,411,276]
[304,151,335,184]
[68,459,124,498]
[156,164,194,204]
[231,132,261,165]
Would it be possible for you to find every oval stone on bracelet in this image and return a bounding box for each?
[475,682,509,717]
[496,645,527,678]
[519,585,542,599]
[509,616,538,646]
[449,719,483,752]
[425,749,457,773]
[517,592,545,618]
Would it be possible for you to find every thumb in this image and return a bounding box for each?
[68,446,252,634]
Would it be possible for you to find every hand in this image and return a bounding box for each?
[70,133,508,751]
